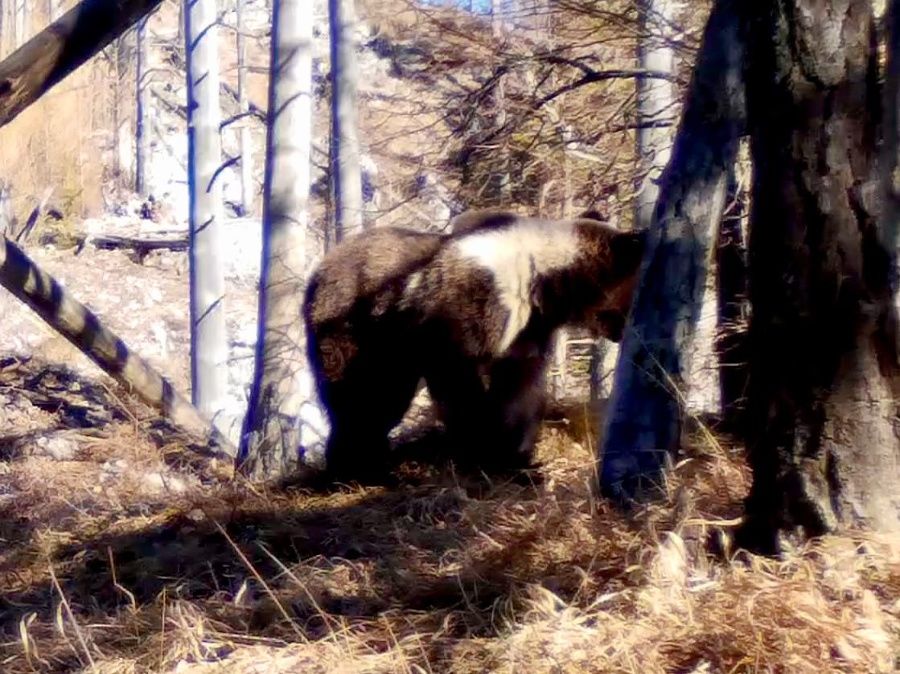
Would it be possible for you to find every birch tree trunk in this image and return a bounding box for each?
[598,0,745,503]
[185,0,228,425]
[135,16,151,196]
[328,0,362,243]
[236,0,253,216]
[633,0,675,232]
[737,0,900,554]
[114,36,131,190]
[238,0,314,480]
[4,2,12,56]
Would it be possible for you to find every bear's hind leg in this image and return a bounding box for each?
[323,355,421,485]
[422,355,492,472]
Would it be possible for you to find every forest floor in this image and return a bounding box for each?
[0,240,898,673]
[0,369,898,673]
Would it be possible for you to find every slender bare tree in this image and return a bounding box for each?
[236,0,254,216]
[14,0,26,47]
[239,0,314,480]
[185,0,228,426]
[3,2,13,55]
[135,15,151,196]
[491,0,511,202]
[328,0,362,242]
[633,0,675,232]
[47,0,63,22]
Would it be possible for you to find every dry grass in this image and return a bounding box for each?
[0,363,898,674]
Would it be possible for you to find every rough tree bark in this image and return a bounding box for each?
[238,0,314,481]
[715,163,749,431]
[236,0,254,216]
[882,0,900,291]
[0,0,165,129]
[185,0,228,425]
[328,0,363,243]
[738,0,900,554]
[135,15,151,196]
[598,0,746,503]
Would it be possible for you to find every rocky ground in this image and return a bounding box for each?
[4,216,261,437]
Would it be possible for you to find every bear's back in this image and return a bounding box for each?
[400,217,642,355]
[305,227,444,327]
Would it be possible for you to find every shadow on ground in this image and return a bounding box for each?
[0,470,641,672]
[0,355,751,673]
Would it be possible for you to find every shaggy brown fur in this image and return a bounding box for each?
[448,207,606,235]
[448,208,519,233]
[304,214,645,484]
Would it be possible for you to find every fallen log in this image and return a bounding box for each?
[86,234,189,262]
[0,236,237,460]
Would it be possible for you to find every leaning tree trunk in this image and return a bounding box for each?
[185,0,228,426]
[328,0,362,243]
[238,0,314,481]
[598,0,746,504]
[738,0,900,555]
[0,0,166,128]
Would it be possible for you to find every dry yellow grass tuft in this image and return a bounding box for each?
[0,372,898,674]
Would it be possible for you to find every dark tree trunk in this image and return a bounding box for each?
[715,165,749,432]
[739,0,900,554]
[598,0,746,503]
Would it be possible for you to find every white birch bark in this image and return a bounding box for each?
[185,0,228,426]
[328,0,363,241]
[239,0,316,480]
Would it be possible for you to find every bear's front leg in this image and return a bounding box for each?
[480,349,549,475]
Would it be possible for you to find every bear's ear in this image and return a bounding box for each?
[608,229,647,279]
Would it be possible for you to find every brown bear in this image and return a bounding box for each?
[303,213,645,484]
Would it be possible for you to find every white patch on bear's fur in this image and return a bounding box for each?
[405,271,424,294]
[452,219,582,355]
